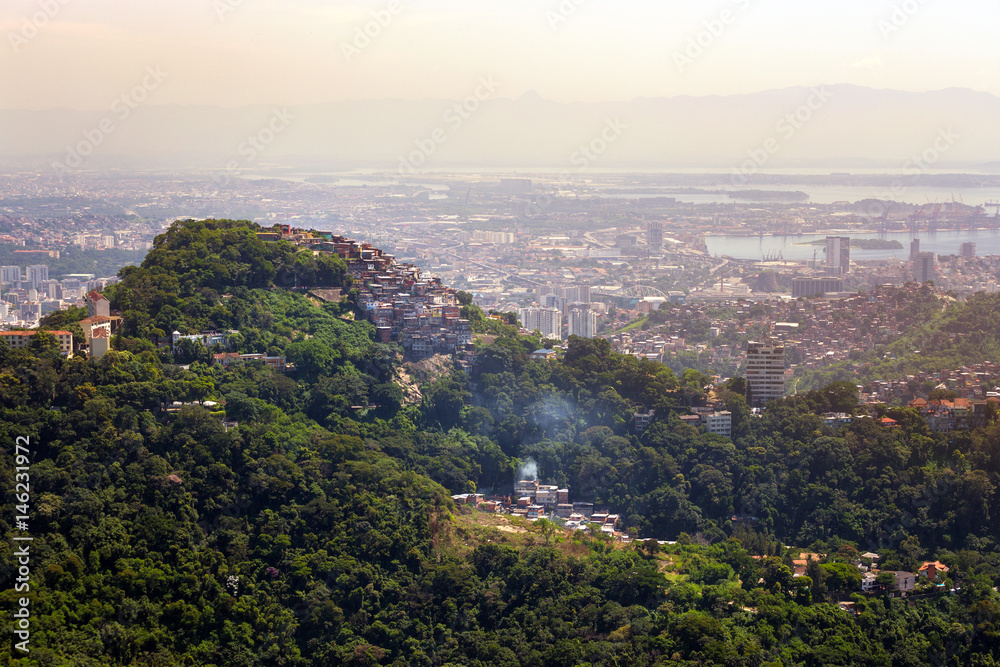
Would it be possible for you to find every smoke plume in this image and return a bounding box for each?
[517,458,538,481]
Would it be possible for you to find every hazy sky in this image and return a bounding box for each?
[2,0,998,109]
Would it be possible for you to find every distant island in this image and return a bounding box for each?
[728,190,810,201]
[796,238,904,250]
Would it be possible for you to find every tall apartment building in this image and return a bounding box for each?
[910,238,920,261]
[519,307,563,340]
[0,266,20,284]
[538,284,592,305]
[960,242,977,260]
[746,340,785,408]
[913,252,937,284]
[647,220,664,255]
[825,237,851,275]
[26,265,49,289]
[563,285,591,303]
[568,307,597,339]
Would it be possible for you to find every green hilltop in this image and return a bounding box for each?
[4,219,1000,665]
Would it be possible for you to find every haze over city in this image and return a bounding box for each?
[4,0,1000,106]
[2,1,999,170]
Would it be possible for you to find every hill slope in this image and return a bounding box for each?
[6,219,1000,665]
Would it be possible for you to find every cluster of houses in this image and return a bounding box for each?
[906,397,1000,432]
[784,550,951,598]
[819,396,1000,433]
[858,557,950,596]
[819,413,905,429]
[14,290,125,360]
[350,255,473,360]
[258,226,474,360]
[631,405,735,438]
[861,362,1000,406]
[451,479,627,538]
[611,285,955,376]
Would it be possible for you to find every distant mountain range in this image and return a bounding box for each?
[3,85,998,173]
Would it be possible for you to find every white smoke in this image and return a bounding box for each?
[517,458,538,481]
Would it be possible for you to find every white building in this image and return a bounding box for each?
[568,307,598,339]
[514,479,538,499]
[706,411,733,438]
[89,328,111,360]
[519,307,563,340]
[746,340,785,408]
[26,265,49,289]
[535,485,560,505]
[86,291,111,318]
[825,237,851,275]
[634,410,655,434]
[0,266,20,284]
[172,331,233,348]
[471,231,515,245]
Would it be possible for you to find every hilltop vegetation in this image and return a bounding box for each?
[6,219,1000,665]
[108,219,352,344]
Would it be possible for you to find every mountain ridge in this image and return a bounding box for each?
[3,85,997,170]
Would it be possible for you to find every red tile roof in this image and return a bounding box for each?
[919,560,949,572]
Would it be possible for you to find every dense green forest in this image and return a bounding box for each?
[5,219,1000,665]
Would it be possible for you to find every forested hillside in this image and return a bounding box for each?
[5,219,1000,665]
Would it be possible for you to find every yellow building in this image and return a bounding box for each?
[0,330,74,356]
